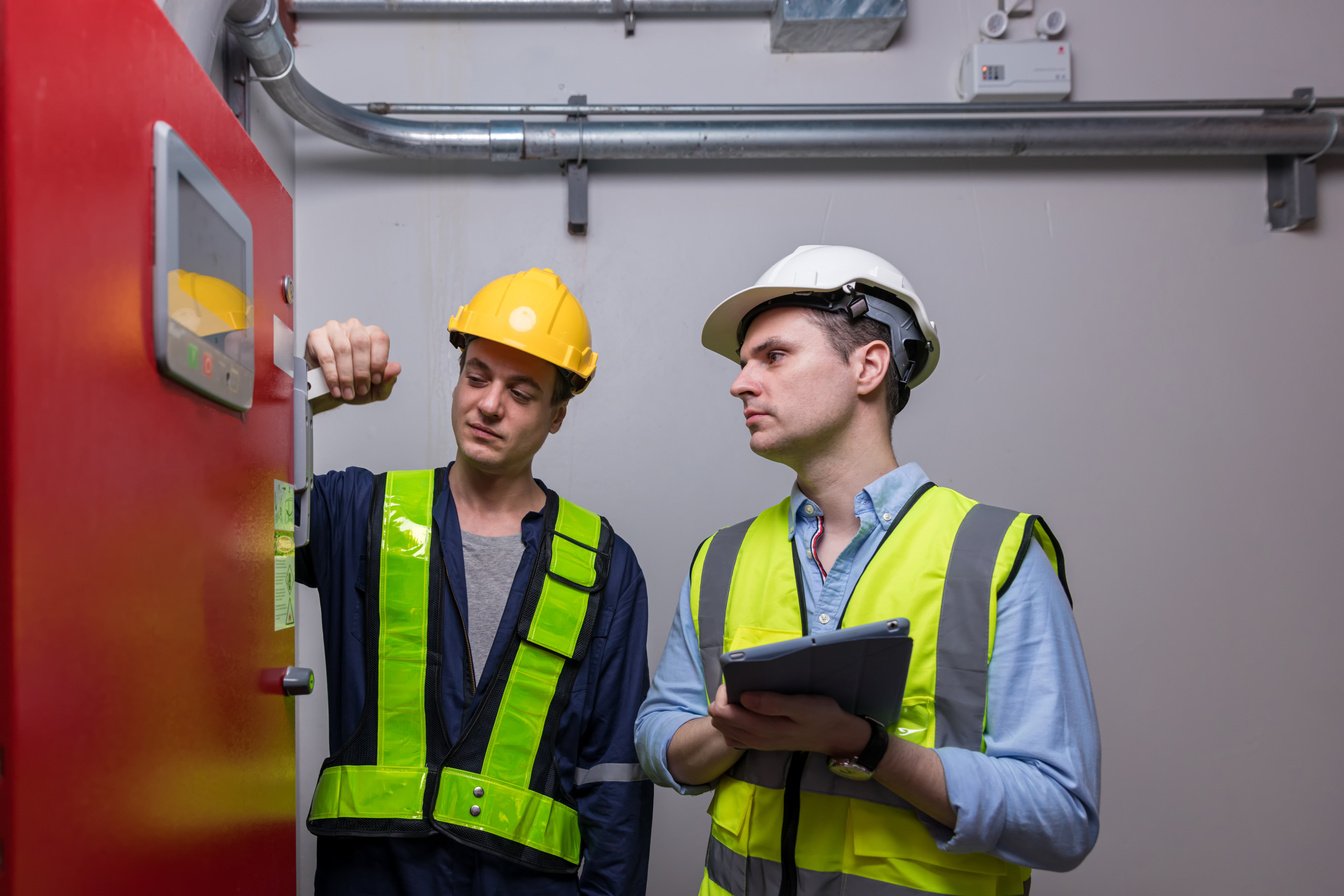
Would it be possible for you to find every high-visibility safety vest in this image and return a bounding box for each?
[691,482,1068,896]
[308,469,612,873]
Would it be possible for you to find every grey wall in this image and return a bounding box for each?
[289,3,1344,893]
[157,0,296,190]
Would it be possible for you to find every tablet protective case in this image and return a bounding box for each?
[720,618,912,726]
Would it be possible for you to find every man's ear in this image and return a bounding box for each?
[549,401,568,434]
[854,340,891,398]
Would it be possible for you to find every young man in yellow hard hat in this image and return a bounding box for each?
[299,268,653,895]
[635,245,1100,896]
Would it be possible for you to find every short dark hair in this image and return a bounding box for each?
[456,338,574,406]
[803,308,908,423]
[550,368,576,405]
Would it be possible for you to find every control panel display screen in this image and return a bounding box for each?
[153,122,254,411]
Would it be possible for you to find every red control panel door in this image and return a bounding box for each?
[1,1,298,893]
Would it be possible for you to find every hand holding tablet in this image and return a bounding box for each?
[719,618,913,727]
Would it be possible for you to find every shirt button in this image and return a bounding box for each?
[804,504,816,516]
[882,512,893,522]
[818,613,831,625]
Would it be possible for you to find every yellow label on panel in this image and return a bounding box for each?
[274,480,296,631]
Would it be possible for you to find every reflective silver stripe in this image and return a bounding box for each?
[725,749,789,787]
[936,503,1019,750]
[572,762,647,786]
[728,750,913,810]
[705,836,951,895]
[698,517,753,698]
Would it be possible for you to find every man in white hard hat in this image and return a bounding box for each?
[635,246,1100,896]
[298,268,653,895]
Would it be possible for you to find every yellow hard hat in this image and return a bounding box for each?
[448,268,598,393]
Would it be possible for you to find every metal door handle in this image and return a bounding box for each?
[280,666,315,696]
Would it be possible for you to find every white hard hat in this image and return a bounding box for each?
[702,245,940,388]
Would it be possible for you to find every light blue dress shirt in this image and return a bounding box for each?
[634,462,1101,871]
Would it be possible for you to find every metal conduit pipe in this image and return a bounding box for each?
[512,118,1342,160]
[368,98,1344,117]
[291,0,772,14]
[225,0,1343,163]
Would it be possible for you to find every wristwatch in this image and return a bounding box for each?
[826,716,889,781]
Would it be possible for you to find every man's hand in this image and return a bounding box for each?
[713,688,955,826]
[709,687,870,757]
[305,318,401,408]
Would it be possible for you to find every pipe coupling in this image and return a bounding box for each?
[489,121,526,161]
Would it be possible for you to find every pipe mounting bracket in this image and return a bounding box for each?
[1265,87,1330,231]
[563,94,590,236]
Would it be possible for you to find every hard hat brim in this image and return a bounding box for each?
[702,281,941,388]
[701,284,818,361]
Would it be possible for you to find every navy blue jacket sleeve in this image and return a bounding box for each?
[571,533,654,896]
[295,467,376,749]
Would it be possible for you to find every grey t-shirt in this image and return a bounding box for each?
[460,529,525,686]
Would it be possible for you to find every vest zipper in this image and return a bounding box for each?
[779,750,806,896]
[442,548,476,696]
[778,547,810,896]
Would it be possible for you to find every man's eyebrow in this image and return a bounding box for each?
[464,358,543,392]
[740,335,789,362]
[504,373,544,393]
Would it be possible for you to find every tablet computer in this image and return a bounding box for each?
[720,618,912,726]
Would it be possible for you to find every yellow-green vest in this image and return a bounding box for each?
[307,469,611,873]
[690,483,1066,896]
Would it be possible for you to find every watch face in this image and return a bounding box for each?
[827,758,875,782]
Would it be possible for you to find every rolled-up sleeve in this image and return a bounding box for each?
[932,540,1101,870]
[635,576,721,795]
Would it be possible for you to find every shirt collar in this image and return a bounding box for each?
[788,462,932,539]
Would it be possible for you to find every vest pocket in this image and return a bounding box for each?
[725,625,799,653]
[434,768,582,864]
[708,776,755,850]
[849,799,1017,886]
[895,694,934,746]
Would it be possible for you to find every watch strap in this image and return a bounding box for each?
[855,716,889,772]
